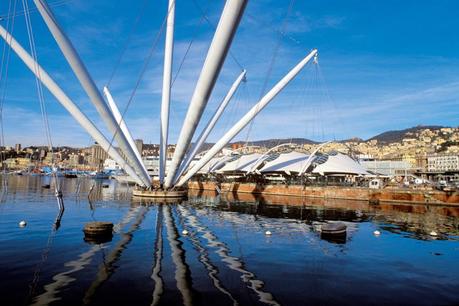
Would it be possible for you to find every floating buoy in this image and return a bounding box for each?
[83,222,113,242]
[373,230,381,236]
[19,220,27,227]
[265,230,272,236]
[42,184,50,189]
[182,229,189,235]
[321,222,347,235]
[429,231,438,236]
[102,184,110,188]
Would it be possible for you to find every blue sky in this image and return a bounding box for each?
[0,0,458,147]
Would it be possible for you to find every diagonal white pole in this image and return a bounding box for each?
[33,0,151,187]
[103,86,149,176]
[165,0,248,189]
[173,69,246,184]
[176,49,318,187]
[159,0,175,186]
[0,25,146,187]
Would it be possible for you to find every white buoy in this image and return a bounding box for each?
[265,230,272,236]
[182,229,189,235]
[19,220,27,227]
[373,230,381,236]
[429,231,438,236]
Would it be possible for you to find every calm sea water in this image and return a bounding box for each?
[0,175,458,306]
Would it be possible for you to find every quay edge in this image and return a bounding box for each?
[187,181,459,206]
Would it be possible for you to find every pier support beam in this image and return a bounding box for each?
[165,0,248,189]
[33,0,151,187]
[176,49,318,187]
[0,25,146,187]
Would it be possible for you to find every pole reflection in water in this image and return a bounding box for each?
[178,205,280,306]
[27,191,66,303]
[176,205,238,306]
[151,204,164,306]
[31,205,143,305]
[82,206,148,305]
[164,204,194,306]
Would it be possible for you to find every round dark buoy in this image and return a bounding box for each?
[321,222,347,244]
[321,222,347,235]
[42,184,51,189]
[83,222,113,243]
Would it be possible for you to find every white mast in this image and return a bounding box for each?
[176,49,318,187]
[159,0,175,186]
[164,0,248,189]
[0,25,147,187]
[32,0,151,187]
[103,86,149,175]
[173,69,246,184]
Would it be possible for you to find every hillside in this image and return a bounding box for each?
[367,125,445,144]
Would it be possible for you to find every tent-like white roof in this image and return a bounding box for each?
[216,153,264,173]
[259,151,309,173]
[312,153,369,175]
[197,155,235,174]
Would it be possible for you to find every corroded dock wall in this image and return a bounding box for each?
[188,181,459,205]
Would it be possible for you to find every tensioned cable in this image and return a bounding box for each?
[0,0,16,203]
[0,0,73,20]
[190,0,243,71]
[22,0,62,194]
[0,0,14,173]
[105,4,171,159]
[105,0,149,88]
[242,0,297,149]
[0,0,18,157]
[316,62,346,141]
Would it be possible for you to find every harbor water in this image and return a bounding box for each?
[0,175,458,305]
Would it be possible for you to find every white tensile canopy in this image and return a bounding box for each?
[196,155,235,174]
[216,153,265,173]
[312,153,369,176]
[259,151,309,173]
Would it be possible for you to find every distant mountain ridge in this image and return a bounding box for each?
[225,125,449,148]
[367,125,445,143]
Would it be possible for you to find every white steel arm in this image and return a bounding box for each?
[0,25,146,187]
[33,0,151,187]
[159,0,175,185]
[176,49,318,187]
[173,70,246,184]
[165,0,248,189]
[103,86,148,175]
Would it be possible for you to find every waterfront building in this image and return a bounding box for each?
[427,154,459,172]
[15,144,21,152]
[89,143,109,168]
[68,153,84,167]
[360,159,412,176]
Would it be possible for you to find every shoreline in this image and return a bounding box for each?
[188,181,459,206]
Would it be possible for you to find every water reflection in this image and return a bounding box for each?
[178,205,280,305]
[189,189,459,240]
[176,206,238,306]
[32,206,143,305]
[83,206,148,305]
[1,176,458,306]
[151,205,164,306]
[164,204,195,306]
